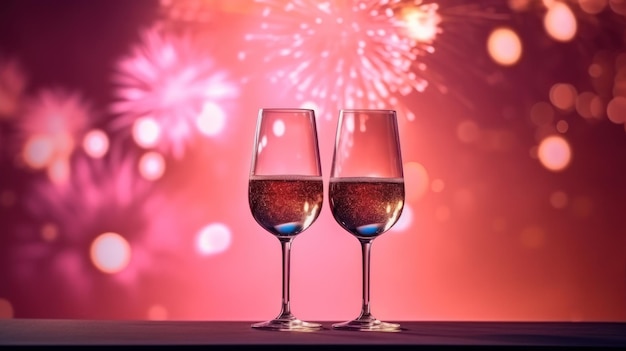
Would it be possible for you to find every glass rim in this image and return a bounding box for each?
[259,108,315,113]
[339,109,396,113]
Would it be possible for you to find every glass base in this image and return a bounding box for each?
[332,316,401,332]
[252,315,322,332]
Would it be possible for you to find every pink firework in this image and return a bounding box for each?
[14,147,188,304]
[111,25,239,159]
[238,0,442,121]
[16,88,92,183]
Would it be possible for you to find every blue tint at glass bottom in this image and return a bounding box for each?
[274,222,303,235]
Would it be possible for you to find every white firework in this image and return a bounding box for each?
[238,0,442,121]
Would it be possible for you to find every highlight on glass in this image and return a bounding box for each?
[328,109,405,332]
[248,108,323,331]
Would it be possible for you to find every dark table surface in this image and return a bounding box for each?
[1,319,625,348]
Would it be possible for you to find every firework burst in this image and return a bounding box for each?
[238,0,443,121]
[12,146,188,302]
[110,25,239,159]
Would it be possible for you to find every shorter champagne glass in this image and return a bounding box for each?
[248,108,323,331]
[329,109,405,332]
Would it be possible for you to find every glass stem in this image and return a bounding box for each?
[359,239,373,320]
[278,237,294,319]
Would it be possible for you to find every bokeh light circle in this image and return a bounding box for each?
[197,101,226,136]
[90,232,132,274]
[82,129,109,158]
[544,2,577,42]
[609,0,626,15]
[579,0,608,14]
[576,91,604,119]
[550,191,569,209]
[139,151,166,181]
[588,63,603,78]
[607,96,626,124]
[549,83,577,111]
[508,0,531,12]
[22,135,54,169]
[530,102,554,126]
[537,135,572,172]
[196,223,232,255]
[456,120,481,143]
[41,222,59,242]
[132,117,161,148]
[487,27,522,66]
[431,178,445,193]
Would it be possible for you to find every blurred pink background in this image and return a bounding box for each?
[0,0,625,321]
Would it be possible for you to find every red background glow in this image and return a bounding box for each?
[0,0,625,322]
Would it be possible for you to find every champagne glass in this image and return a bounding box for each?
[329,109,405,332]
[248,108,323,331]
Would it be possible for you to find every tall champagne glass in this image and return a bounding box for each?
[248,108,323,331]
[329,109,404,332]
